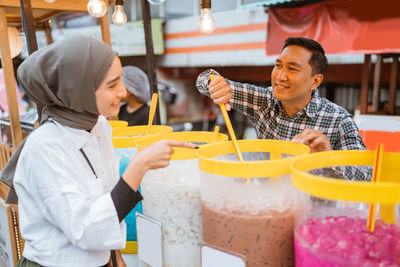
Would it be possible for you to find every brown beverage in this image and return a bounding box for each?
[202,202,295,267]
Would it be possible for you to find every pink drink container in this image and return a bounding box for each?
[291,150,400,267]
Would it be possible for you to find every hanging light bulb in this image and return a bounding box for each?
[44,0,56,3]
[112,0,128,26]
[147,0,167,5]
[87,0,107,18]
[198,0,216,35]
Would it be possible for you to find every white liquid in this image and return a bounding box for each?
[141,159,201,267]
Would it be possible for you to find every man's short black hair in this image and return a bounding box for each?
[282,37,328,75]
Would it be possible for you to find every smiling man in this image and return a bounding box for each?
[196,37,369,181]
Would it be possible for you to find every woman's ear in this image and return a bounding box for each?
[311,74,324,90]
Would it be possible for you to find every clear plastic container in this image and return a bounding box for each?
[136,131,227,267]
[112,125,172,253]
[291,149,400,267]
[108,120,128,128]
[197,140,310,267]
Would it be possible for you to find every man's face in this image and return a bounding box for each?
[271,45,321,105]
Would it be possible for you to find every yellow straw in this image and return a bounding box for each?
[210,75,248,182]
[211,126,220,143]
[146,93,158,135]
[367,143,383,232]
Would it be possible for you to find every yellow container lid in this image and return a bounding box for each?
[120,241,137,254]
[108,120,128,128]
[112,125,173,148]
[290,150,400,204]
[136,131,228,160]
[197,139,310,178]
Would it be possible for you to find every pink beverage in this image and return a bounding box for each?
[202,202,295,267]
[295,216,400,267]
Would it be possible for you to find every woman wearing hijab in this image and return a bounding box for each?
[9,35,195,267]
[118,66,150,126]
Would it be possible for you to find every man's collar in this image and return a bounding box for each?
[304,89,322,119]
[274,89,322,119]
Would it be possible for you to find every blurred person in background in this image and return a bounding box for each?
[118,66,150,126]
[0,27,27,116]
[0,68,27,116]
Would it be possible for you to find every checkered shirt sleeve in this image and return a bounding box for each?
[196,69,271,118]
[196,69,371,181]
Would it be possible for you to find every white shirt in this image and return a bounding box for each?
[14,116,126,267]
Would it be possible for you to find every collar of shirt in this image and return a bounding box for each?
[273,89,322,119]
[49,117,102,150]
[304,89,322,119]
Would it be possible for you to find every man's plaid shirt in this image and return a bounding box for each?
[197,69,371,181]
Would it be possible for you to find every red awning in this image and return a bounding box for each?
[267,0,400,55]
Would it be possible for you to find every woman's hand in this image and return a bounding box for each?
[122,140,197,190]
[135,139,197,170]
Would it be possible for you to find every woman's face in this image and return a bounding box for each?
[95,56,127,117]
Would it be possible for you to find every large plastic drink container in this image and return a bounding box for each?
[112,125,172,253]
[197,140,310,267]
[291,150,400,267]
[109,120,128,128]
[136,131,227,267]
